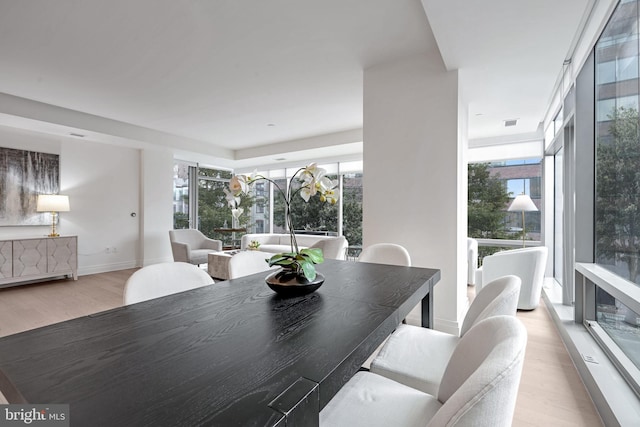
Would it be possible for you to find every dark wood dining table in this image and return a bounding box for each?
[0,259,439,426]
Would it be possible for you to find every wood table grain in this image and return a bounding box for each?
[0,259,439,426]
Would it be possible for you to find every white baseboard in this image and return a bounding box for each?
[141,256,173,267]
[78,261,138,276]
[432,317,461,335]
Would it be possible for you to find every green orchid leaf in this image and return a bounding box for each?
[268,258,296,267]
[268,252,297,263]
[268,254,289,264]
[300,248,324,264]
[300,261,317,281]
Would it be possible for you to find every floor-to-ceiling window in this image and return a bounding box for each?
[595,0,640,285]
[172,163,247,248]
[468,158,543,260]
[583,0,640,395]
[174,160,363,248]
[265,163,357,238]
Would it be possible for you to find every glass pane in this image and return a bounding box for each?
[468,159,542,243]
[554,149,564,285]
[272,178,288,234]
[289,174,339,236]
[343,172,363,247]
[595,0,640,286]
[172,162,190,229]
[596,286,640,370]
[197,167,248,249]
[246,181,270,234]
[197,178,232,244]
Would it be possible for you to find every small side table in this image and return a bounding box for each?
[208,250,241,280]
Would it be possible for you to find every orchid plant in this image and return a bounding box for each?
[226,163,339,281]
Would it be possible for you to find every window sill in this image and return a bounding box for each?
[543,279,640,426]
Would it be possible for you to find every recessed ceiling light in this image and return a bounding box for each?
[267,123,276,127]
[503,119,518,127]
[275,157,286,161]
[69,132,85,137]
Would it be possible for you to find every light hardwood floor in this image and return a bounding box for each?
[510,298,602,426]
[0,271,603,425]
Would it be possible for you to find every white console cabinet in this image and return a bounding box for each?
[0,236,78,287]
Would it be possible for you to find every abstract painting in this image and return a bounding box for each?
[0,147,60,226]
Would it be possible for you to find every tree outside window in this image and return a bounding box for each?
[596,106,640,284]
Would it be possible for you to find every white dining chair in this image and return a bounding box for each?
[320,315,528,427]
[227,250,278,279]
[358,243,411,266]
[369,275,521,395]
[309,236,349,260]
[123,262,214,305]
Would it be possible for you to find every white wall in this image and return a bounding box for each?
[62,138,141,274]
[363,53,465,334]
[140,149,174,266]
[0,125,174,275]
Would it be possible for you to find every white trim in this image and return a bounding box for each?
[78,261,138,276]
[576,262,640,315]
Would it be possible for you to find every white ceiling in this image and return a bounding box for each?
[422,0,593,140]
[0,0,593,167]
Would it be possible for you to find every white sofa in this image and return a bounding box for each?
[241,233,348,260]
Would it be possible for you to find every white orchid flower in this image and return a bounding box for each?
[231,207,244,219]
[318,178,339,204]
[299,186,313,202]
[318,176,335,191]
[246,170,259,184]
[229,175,248,195]
[299,164,328,200]
[321,188,339,204]
[223,188,240,208]
[301,163,319,181]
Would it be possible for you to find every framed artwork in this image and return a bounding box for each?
[0,147,60,226]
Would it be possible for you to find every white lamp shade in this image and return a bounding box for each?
[508,194,537,212]
[37,195,70,212]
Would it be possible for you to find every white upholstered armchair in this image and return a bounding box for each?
[476,246,548,310]
[467,238,478,285]
[169,229,223,265]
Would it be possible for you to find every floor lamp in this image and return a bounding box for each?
[508,194,538,247]
[37,194,70,237]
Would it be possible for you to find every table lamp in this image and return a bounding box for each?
[37,194,70,237]
[508,193,538,247]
